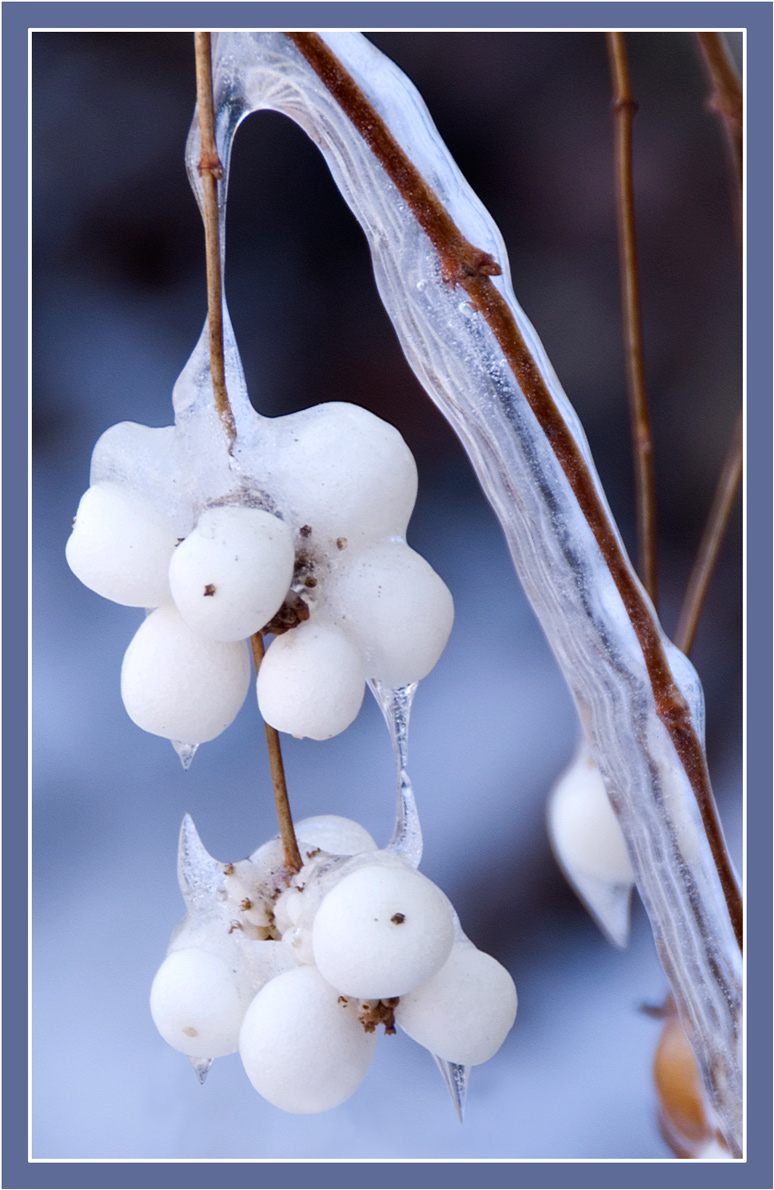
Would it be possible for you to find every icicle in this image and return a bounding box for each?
[432,1054,469,1122]
[172,740,199,770]
[188,1055,213,1084]
[368,679,422,867]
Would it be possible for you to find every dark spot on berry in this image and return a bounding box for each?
[300,525,312,538]
[336,537,348,550]
[304,576,317,588]
[240,898,253,911]
[223,863,235,876]
[391,913,405,924]
[183,1026,198,1037]
[203,583,216,596]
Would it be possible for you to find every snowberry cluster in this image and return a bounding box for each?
[66,401,454,750]
[151,814,518,1114]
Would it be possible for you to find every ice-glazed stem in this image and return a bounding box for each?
[194,32,236,447]
[197,31,742,1153]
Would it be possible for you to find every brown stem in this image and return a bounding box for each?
[284,31,742,952]
[194,31,236,446]
[250,633,303,873]
[695,33,743,248]
[675,410,742,656]
[606,32,659,609]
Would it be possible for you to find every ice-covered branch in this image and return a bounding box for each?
[194,30,742,1152]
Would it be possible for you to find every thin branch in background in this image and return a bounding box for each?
[250,633,303,874]
[194,31,237,446]
[695,31,743,246]
[675,409,743,656]
[606,31,659,608]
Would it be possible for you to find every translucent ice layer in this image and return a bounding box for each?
[189,31,741,1150]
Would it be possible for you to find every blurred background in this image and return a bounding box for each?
[32,30,742,1160]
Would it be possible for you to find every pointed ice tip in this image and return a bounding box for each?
[172,740,199,770]
[574,874,633,948]
[432,1054,469,1122]
[177,813,224,895]
[188,1055,213,1084]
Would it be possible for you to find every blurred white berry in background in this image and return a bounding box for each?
[547,740,635,947]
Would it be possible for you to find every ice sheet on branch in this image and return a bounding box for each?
[194,30,740,1149]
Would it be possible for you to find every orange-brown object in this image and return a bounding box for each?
[653,1008,727,1158]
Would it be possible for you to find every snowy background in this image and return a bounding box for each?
[32,31,742,1160]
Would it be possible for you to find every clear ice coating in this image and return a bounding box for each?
[177,813,226,902]
[172,741,199,770]
[194,30,741,1151]
[188,1056,213,1084]
[368,679,422,867]
[433,1054,470,1123]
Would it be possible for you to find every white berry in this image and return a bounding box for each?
[395,940,517,1064]
[312,860,455,998]
[270,402,418,546]
[121,604,250,743]
[239,966,377,1113]
[548,747,635,886]
[256,619,365,739]
[150,947,249,1058]
[327,540,454,685]
[295,815,378,856]
[169,505,295,641]
[66,482,177,607]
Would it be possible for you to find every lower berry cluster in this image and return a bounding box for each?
[151,814,518,1114]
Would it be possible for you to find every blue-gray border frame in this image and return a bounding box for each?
[8,3,772,1187]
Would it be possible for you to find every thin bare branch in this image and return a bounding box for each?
[675,410,742,655]
[250,633,302,874]
[695,33,743,246]
[194,31,236,446]
[606,32,658,608]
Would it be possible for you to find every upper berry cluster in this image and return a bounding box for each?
[66,399,453,750]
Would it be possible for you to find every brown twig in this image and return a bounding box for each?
[194,31,236,446]
[250,633,303,873]
[695,33,743,248]
[196,34,297,869]
[606,32,658,608]
[675,410,742,656]
[284,31,742,952]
